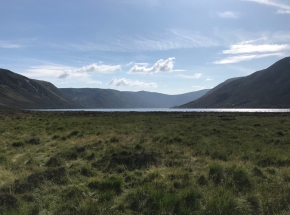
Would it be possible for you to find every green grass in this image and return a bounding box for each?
[0,111,290,214]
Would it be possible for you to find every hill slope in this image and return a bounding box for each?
[0,68,209,109]
[60,88,209,108]
[179,57,290,108]
[204,77,241,96]
[0,69,80,109]
[60,88,150,108]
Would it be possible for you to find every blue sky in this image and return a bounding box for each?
[1,0,290,94]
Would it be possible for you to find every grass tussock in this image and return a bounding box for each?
[0,111,290,214]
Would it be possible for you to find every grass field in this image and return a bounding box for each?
[0,110,290,214]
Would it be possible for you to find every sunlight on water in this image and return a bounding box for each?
[30,108,290,113]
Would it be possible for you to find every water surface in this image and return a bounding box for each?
[30,108,290,113]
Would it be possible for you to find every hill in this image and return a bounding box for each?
[204,77,241,96]
[60,88,150,108]
[179,57,290,108]
[60,88,209,108]
[0,69,80,109]
[0,68,209,109]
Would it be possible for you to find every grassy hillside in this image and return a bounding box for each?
[1,111,290,214]
[60,88,209,108]
[180,57,290,108]
[60,88,152,108]
[0,69,80,109]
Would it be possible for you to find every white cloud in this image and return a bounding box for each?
[25,63,121,80]
[243,0,290,14]
[179,73,202,79]
[206,78,214,81]
[0,40,22,49]
[75,63,121,74]
[218,11,239,18]
[222,42,290,54]
[129,57,176,74]
[213,53,283,64]
[214,37,290,64]
[25,65,75,79]
[108,78,157,88]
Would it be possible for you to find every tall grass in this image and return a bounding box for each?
[0,111,290,214]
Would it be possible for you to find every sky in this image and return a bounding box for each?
[1,0,290,95]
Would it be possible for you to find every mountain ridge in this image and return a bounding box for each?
[0,68,80,109]
[60,88,209,108]
[0,68,209,109]
[179,57,290,108]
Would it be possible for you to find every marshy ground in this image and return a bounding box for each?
[0,111,290,214]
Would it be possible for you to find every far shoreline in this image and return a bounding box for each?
[24,108,290,113]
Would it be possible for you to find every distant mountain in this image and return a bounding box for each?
[60,88,209,108]
[130,90,210,108]
[0,68,209,109]
[60,88,150,108]
[179,57,290,108]
[0,69,80,109]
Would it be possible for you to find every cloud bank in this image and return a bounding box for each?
[23,62,121,87]
[214,39,290,64]
[214,53,283,64]
[222,42,290,54]
[108,78,157,88]
[25,63,121,80]
[75,64,121,74]
[129,57,175,74]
